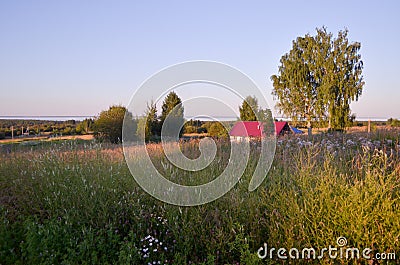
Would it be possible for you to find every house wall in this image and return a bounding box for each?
[230,136,251,142]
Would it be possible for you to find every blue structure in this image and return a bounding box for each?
[290,126,304,134]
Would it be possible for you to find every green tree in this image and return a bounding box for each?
[184,125,197,134]
[137,101,158,142]
[258,108,275,135]
[160,91,184,137]
[271,27,364,135]
[239,96,274,135]
[184,119,203,134]
[271,32,324,135]
[388,118,400,127]
[94,105,131,143]
[76,118,94,135]
[239,96,259,121]
[325,29,364,130]
[208,122,229,138]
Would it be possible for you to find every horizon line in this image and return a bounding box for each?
[0,115,394,121]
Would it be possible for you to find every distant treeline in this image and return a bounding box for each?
[0,119,94,139]
[0,117,236,141]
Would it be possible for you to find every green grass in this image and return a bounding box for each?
[0,132,399,264]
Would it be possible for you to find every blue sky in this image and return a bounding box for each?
[1,1,399,119]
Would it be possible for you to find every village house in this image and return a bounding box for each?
[229,121,302,142]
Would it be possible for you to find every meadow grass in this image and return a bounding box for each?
[0,131,399,264]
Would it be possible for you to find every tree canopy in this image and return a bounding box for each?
[160,91,185,138]
[76,118,94,135]
[239,96,274,135]
[136,92,185,142]
[160,91,184,124]
[137,101,158,142]
[239,96,259,121]
[207,122,229,138]
[94,105,133,143]
[271,27,364,134]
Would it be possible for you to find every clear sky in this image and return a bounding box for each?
[1,0,399,119]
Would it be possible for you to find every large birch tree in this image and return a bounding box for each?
[271,27,364,135]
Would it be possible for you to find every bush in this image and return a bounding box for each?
[76,118,94,134]
[184,125,197,134]
[94,105,133,143]
[388,118,400,127]
[197,127,207,134]
[62,127,72,135]
[207,122,229,138]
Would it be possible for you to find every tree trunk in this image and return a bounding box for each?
[367,119,371,133]
[307,120,312,136]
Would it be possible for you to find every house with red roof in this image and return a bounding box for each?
[229,121,299,141]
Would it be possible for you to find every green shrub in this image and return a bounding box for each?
[388,118,400,127]
[184,125,197,134]
[94,105,135,143]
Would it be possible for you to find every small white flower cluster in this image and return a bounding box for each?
[154,215,168,226]
[139,234,168,262]
[138,215,171,264]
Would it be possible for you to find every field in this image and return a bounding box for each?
[0,129,399,264]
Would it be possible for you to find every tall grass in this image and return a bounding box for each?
[0,132,399,264]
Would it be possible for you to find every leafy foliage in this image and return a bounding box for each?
[239,96,259,121]
[160,91,185,138]
[239,96,273,122]
[325,29,364,130]
[207,121,229,138]
[94,105,134,143]
[271,27,364,133]
[388,118,400,127]
[184,119,204,134]
[137,101,159,142]
[239,96,275,136]
[75,118,94,134]
[160,92,184,124]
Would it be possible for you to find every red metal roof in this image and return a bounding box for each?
[229,121,263,137]
[229,121,289,136]
[274,121,288,135]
